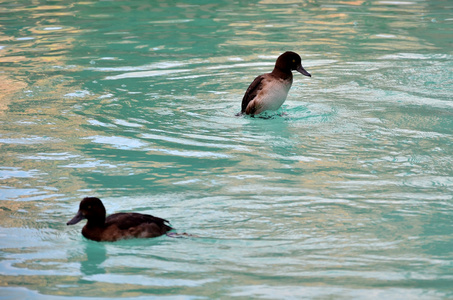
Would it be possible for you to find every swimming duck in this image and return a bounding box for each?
[240,51,311,115]
[67,197,172,242]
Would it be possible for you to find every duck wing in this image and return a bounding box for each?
[106,213,172,231]
[241,75,265,114]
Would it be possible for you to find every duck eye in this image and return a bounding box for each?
[87,205,91,209]
[292,59,295,63]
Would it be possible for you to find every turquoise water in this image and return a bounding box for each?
[1,0,452,298]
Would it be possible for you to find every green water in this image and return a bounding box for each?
[1,0,452,299]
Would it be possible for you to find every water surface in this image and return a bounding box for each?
[1,0,452,299]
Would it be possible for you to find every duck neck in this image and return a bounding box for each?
[272,66,293,80]
[86,216,106,228]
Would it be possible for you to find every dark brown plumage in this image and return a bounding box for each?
[67,197,172,242]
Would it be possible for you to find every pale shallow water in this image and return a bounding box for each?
[1,0,452,299]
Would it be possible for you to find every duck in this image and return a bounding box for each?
[240,51,311,115]
[67,197,172,242]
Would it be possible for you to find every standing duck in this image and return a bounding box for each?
[240,51,311,115]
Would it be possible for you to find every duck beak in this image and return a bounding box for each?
[297,65,311,77]
[67,210,85,225]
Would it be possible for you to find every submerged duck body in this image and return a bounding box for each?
[240,51,311,115]
[67,197,172,242]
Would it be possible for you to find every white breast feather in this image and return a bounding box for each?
[255,78,292,114]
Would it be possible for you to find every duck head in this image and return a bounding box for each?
[67,197,106,226]
[275,51,311,77]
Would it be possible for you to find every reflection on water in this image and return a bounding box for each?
[1,0,453,298]
[80,243,107,277]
